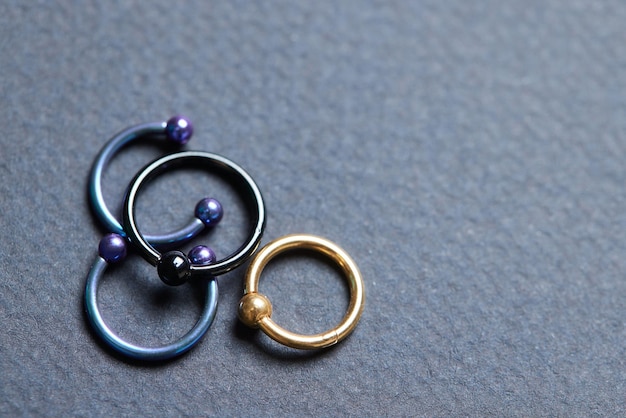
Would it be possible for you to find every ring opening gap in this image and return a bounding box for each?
[100,137,175,224]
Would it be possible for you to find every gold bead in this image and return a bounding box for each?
[238,293,272,328]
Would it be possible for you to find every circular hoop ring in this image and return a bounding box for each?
[84,257,218,361]
[238,234,365,350]
[88,120,205,248]
[123,151,266,277]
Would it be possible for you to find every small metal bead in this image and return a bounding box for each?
[195,198,223,227]
[189,245,216,266]
[157,251,191,286]
[165,116,193,145]
[98,233,127,263]
[238,293,272,328]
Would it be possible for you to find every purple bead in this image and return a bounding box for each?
[189,245,216,266]
[98,233,127,263]
[195,198,223,227]
[165,115,193,145]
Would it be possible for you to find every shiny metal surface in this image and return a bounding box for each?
[123,151,266,277]
[238,234,365,350]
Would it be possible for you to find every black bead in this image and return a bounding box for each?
[157,251,191,286]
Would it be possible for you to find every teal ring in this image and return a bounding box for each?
[85,256,218,361]
[88,120,205,248]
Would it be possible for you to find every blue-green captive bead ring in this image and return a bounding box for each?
[88,119,205,248]
[84,256,218,361]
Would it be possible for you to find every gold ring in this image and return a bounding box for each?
[238,234,365,349]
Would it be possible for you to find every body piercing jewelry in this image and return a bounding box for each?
[238,234,365,350]
[84,229,219,361]
[88,116,208,248]
[123,151,266,285]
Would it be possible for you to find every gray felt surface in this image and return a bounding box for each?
[1,1,625,416]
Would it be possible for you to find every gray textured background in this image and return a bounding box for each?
[1,1,625,416]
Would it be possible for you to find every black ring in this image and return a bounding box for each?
[122,151,266,277]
